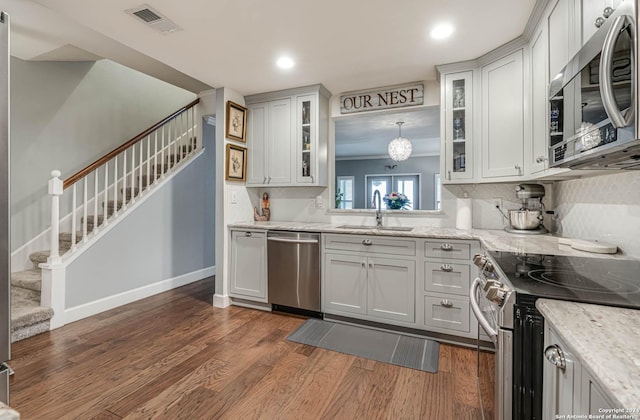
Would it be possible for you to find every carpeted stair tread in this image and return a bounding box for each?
[11,269,42,292]
[10,286,53,331]
[30,250,51,267]
[59,231,84,247]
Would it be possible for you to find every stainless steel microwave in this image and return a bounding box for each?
[548,0,640,169]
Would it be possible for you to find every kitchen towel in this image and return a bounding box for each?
[456,196,472,230]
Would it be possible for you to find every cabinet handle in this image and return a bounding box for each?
[263,176,267,183]
[515,164,522,174]
[441,264,453,272]
[369,263,374,270]
[544,345,566,370]
[441,243,453,251]
[311,175,314,183]
[362,239,373,246]
[362,262,366,268]
[440,299,454,308]
[268,176,271,183]
[244,232,252,237]
[448,170,451,181]
[535,155,548,163]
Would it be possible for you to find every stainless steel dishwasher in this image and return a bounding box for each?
[267,231,321,313]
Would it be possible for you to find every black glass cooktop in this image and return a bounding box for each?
[488,251,640,309]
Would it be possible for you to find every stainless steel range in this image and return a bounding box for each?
[471,251,640,420]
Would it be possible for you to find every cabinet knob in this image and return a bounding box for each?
[369,263,374,270]
[362,262,366,268]
[244,232,252,237]
[595,16,605,27]
[441,264,454,272]
[535,155,548,163]
[440,299,454,308]
[515,164,522,174]
[362,239,373,246]
[544,345,567,370]
[441,243,453,251]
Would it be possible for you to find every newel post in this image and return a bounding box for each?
[48,170,63,264]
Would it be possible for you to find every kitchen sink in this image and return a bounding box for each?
[337,225,414,232]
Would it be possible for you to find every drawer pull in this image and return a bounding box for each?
[441,243,453,251]
[441,264,453,272]
[362,239,373,246]
[244,232,252,237]
[440,299,454,308]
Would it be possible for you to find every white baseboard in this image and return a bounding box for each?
[64,266,215,324]
[213,294,231,308]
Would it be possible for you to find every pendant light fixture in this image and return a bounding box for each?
[388,121,412,162]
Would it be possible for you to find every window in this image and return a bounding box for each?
[365,174,420,209]
[336,176,354,209]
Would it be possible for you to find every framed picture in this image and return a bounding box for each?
[225,143,247,182]
[226,101,247,142]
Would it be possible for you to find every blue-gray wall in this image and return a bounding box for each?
[65,142,216,308]
[335,155,440,209]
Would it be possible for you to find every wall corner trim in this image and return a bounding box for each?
[213,294,231,308]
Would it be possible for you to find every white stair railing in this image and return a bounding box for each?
[41,99,200,327]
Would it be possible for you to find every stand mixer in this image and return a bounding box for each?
[499,184,549,235]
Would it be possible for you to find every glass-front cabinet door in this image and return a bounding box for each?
[444,71,473,181]
[296,94,316,184]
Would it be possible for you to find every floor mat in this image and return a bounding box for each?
[287,318,439,373]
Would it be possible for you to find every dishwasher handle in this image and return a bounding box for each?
[267,236,319,244]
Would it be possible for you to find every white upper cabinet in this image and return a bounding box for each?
[549,0,572,79]
[582,0,623,45]
[530,24,550,174]
[246,98,292,186]
[481,49,525,178]
[442,71,474,182]
[245,85,330,187]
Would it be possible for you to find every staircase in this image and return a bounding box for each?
[9,100,200,341]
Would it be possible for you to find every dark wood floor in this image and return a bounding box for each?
[9,278,494,419]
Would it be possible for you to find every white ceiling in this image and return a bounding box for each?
[1,0,537,95]
[335,107,440,159]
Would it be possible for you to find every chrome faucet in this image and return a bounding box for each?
[373,190,383,227]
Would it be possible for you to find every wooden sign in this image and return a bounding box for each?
[340,83,424,114]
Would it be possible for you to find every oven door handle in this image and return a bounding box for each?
[600,14,635,128]
[470,278,498,342]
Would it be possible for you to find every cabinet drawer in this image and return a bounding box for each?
[324,234,416,256]
[424,262,470,296]
[423,295,470,333]
[424,240,471,260]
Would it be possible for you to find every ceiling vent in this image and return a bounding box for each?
[126,4,182,34]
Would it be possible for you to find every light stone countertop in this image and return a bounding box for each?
[0,402,19,419]
[536,299,640,410]
[229,221,634,259]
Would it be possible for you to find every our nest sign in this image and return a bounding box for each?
[340,83,424,114]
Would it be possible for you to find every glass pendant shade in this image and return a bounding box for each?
[388,121,412,162]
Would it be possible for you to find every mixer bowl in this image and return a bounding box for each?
[509,210,543,230]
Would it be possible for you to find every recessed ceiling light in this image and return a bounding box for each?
[276,57,295,69]
[430,23,454,40]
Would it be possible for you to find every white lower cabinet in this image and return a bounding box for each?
[324,252,415,323]
[423,294,470,333]
[324,253,367,315]
[367,257,415,323]
[322,234,488,342]
[229,229,267,302]
[543,323,615,419]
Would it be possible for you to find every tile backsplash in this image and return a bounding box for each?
[554,172,640,258]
